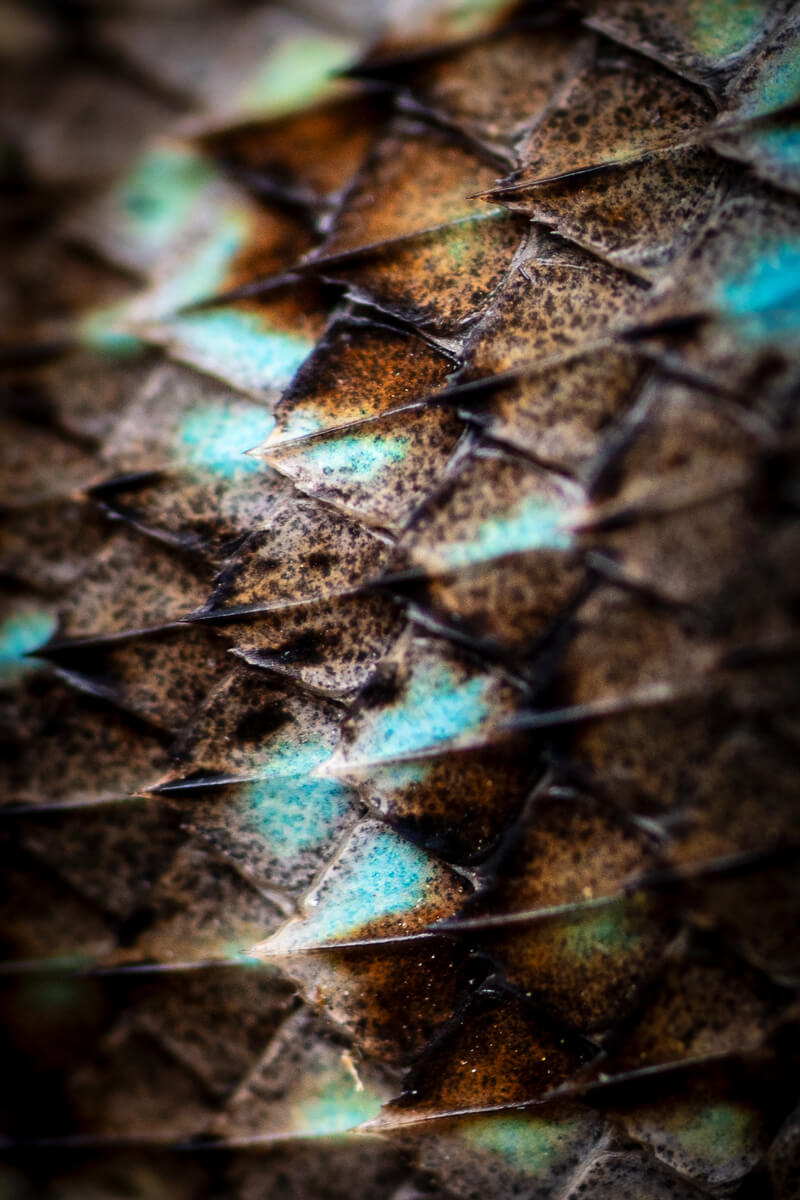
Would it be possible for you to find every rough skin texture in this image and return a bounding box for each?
[1,1,800,1196]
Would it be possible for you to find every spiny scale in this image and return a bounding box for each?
[1,0,799,1196]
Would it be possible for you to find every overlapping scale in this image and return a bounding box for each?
[360,22,584,162]
[710,9,800,192]
[391,448,583,652]
[584,0,788,87]
[486,41,723,277]
[323,210,526,335]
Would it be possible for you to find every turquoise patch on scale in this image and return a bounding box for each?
[0,607,56,684]
[246,775,353,861]
[241,739,354,862]
[673,1102,762,1164]
[79,307,144,358]
[379,760,433,788]
[236,34,356,116]
[276,409,326,442]
[442,0,515,37]
[291,1066,384,1136]
[301,431,410,481]
[114,145,217,258]
[735,38,800,118]
[560,901,643,965]
[177,402,275,477]
[438,495,572,571]
[686,0,769,61]
[145,207,251,317]
[82,207,252,354]
[167,308,314,395]
[716,234,800,339]
[462,1112,592,1177]
[365,663,491,761]
[279,823,440,948]
[751,122,800,169]
[441,212,502,266]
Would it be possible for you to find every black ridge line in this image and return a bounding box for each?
[88,470,165,495]
[0,955,262,977]
[0,791,160,816]
[0,338,75,368]
[391,565,590,684]
[390,91,515,172]
[504,680,715,734]
[264,400,431,454]
[184,579,391,625]
[37,621,192,656]
[580,12,757,96]
[710,99,800,138]
[475,157,634,201]
[0,1127,395,1152]
[152,772,266,795]
[176,269,308,313]
[92,498,225,561]
[334,302,465,358]
[210,163,324,216]
[442,841,799,936]
[345,298,467,355]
